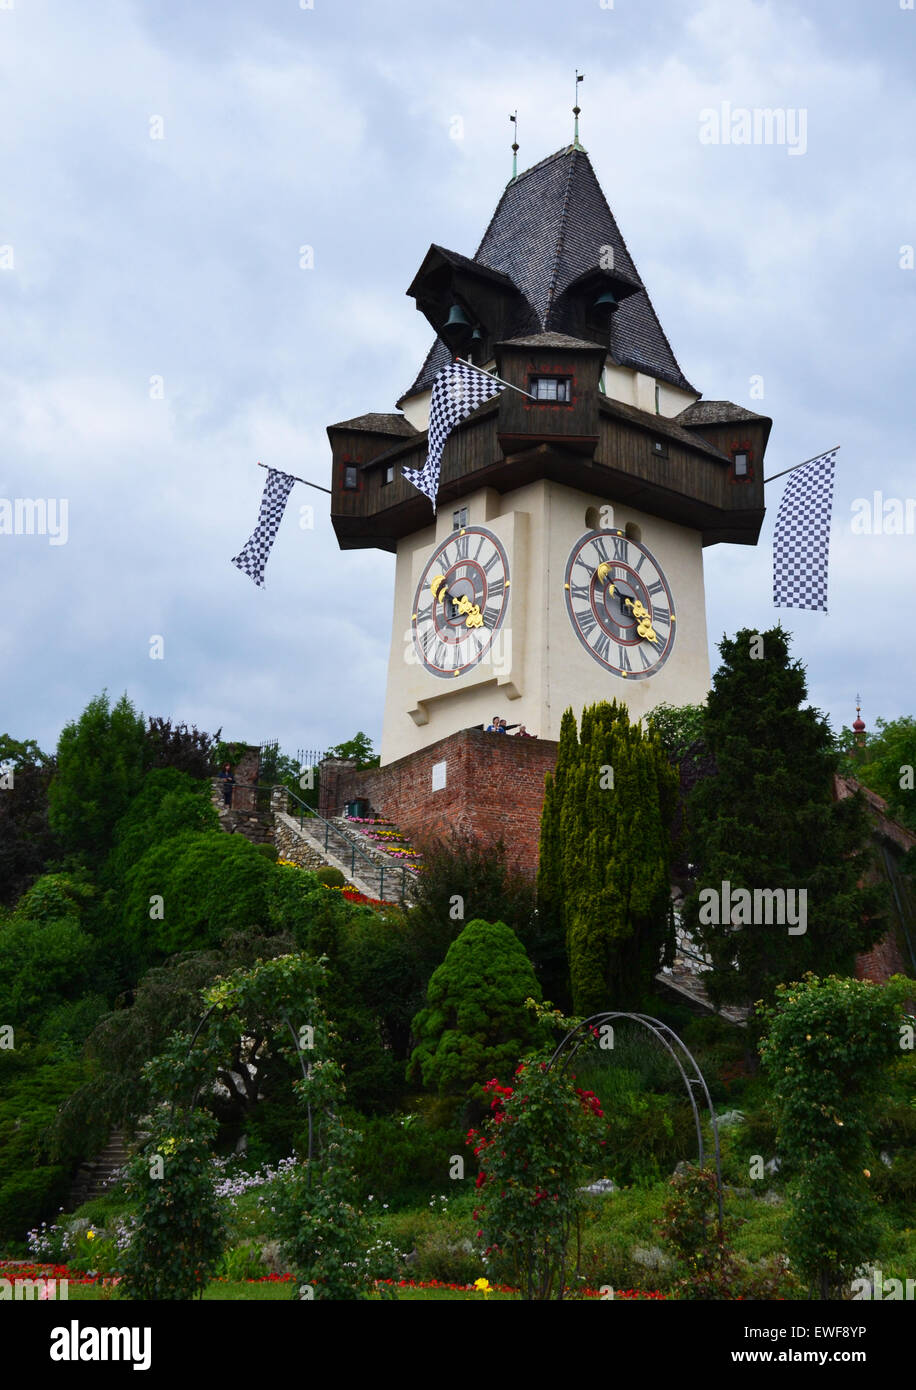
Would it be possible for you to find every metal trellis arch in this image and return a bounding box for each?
[547,1011,725,1230]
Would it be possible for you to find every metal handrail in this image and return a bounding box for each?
[275,785,408,902]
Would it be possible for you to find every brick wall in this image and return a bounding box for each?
[856,929,910,986]
[319,729,559,878]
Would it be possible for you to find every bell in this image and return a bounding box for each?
[591,289,618,324]
[440,303,474,352]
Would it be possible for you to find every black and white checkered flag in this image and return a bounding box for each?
[231,468,296,588]
[773,449,838,612]
[403,360,505,512]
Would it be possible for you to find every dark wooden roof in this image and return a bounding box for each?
[598,397,730,462]
[499,331,604,350]
[677,401,769,427]
[400,146,696,403]
[328,413,417,436]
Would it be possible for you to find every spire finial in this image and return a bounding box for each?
[573,70,584,148]
[509,111,519,181]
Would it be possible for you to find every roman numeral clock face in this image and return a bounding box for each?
[564,530,675,678]
[411,526,510,677]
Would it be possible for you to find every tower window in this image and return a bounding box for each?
[530,376,572,403]
[343,464,358,490]
[651,439,668,458]
[452,507,468,530]
[383,465,395,486]
[730,445,754,482]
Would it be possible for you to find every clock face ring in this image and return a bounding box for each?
[564,529,675,679]
[411,526,510,678]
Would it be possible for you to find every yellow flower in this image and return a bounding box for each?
[474,1277,491,1296]
[87,1230,96,1241]
[863,1169,871,1178]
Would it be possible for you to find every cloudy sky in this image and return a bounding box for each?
[2,0,914,761]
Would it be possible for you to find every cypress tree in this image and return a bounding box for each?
[682,626,884,1009]
[537,701,677,1013]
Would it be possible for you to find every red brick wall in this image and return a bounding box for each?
[320,729,559,878]
[856,929,910,985]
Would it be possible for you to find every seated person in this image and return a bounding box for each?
[515,724,535,738]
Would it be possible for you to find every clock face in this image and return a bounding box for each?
[411,526,510,678]
[564,529,675,679]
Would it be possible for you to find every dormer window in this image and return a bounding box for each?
[530,376,572,403]
[733,451,749,478]
[343,464,358,490]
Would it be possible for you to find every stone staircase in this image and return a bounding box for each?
[68,1130,134,1209]
[273,811,413,903]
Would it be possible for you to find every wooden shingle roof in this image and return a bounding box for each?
[401,146,695,402]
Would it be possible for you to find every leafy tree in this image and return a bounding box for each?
[121,830,274,962]
[468,1060,606,1300]
[326,731,379,769]
[53,929,296,1153]
[537,702,678,1014]
[144,716,220,780]
[407,919,541,1097]
[647,702,706,760]
[407,831,536,983]
[269,865,409,1112]
[0,874,96,1034]
[102,768,219,892]
[837,715,916,835]
[0,1045,89,1244]
[48,692,147,866]
[759,973,912,1298]
[682,628,884,1009]
[0,734,60,906]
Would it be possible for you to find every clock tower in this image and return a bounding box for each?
[328,144,772,766]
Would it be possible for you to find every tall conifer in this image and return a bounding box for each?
[682,626,883,1008]
[537,701,677,1012]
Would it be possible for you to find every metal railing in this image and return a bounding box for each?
[277,786,410,903]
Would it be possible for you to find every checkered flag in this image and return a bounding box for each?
[403,360,505,512]
[773,449,838,612]
[231,468,296,587]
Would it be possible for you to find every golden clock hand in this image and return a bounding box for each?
[429,574,484,629]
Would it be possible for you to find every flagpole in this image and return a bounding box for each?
[455,357,537,401]
[763,446,840,485]
[256,461,332,494]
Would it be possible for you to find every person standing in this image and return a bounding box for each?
[219,762,235,807]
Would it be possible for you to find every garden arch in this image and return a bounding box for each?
[548,1011,725,1229]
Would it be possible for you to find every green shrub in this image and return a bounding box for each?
[759,972,912,1298]
[217,1242,267,1281]
[122,830,273,960]
[253,844,278,863]
[408,919,541,1098]
[352,1115,464,1207]
[314,866,345,888]
[0,1167,69,1250]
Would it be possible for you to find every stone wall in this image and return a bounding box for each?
[211,779,274,846]
[319,729,559,878]
[273,816,326,871]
